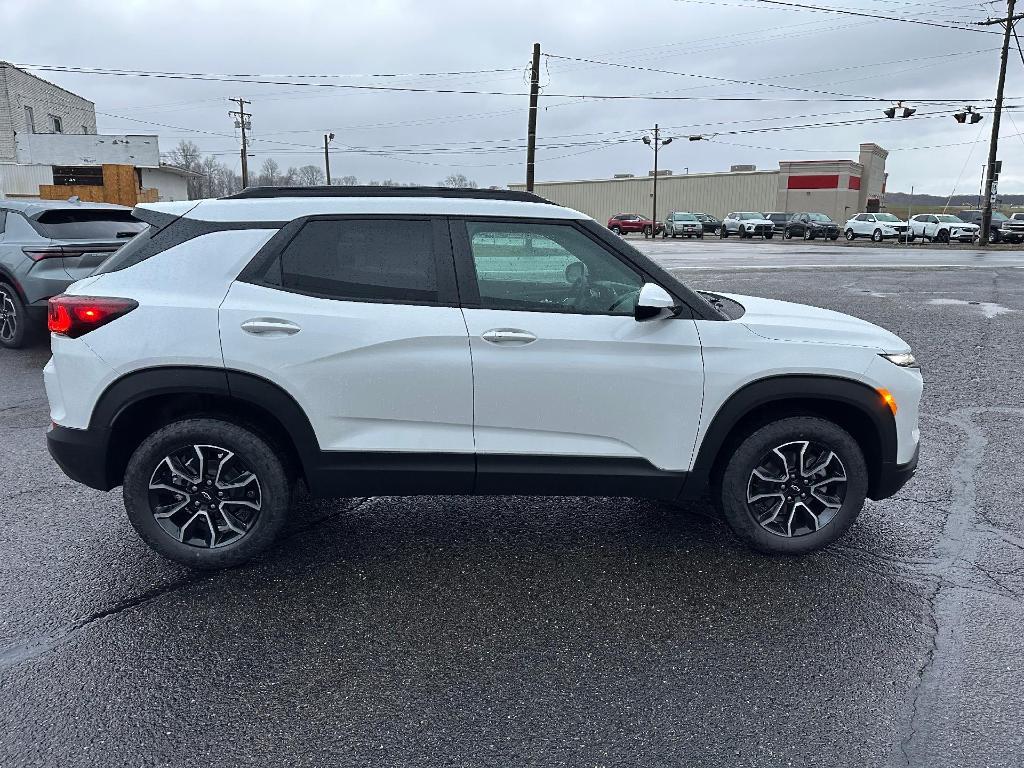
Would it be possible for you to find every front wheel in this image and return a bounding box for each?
[872,228,883,243]
[643,225,653,238]
[611,226,621,236]
[716,416,868,555]
[123,418,292,569]
[720,226,728,238]
[845,229,856,241]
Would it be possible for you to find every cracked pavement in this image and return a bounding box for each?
[1,248,1022,767]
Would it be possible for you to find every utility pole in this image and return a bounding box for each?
[324,133,335,185]
[525,42,541,191]
[978,1,1022,244]
[642,125,673,237]
[229,98,252,188]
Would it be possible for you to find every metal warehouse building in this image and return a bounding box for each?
[510,142,888,226]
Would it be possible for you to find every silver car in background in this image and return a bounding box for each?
[0,200,143,348]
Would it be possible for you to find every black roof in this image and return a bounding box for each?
[223,185,552,203]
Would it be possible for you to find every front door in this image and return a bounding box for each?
[452,218,704,482]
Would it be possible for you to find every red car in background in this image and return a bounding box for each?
[607,213,664,237]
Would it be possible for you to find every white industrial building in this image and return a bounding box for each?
[0,62,190,201]
[510,143,889,226]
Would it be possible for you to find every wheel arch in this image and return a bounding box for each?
[683,375,897,500]
[93,366,318,490]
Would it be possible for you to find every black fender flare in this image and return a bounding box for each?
[92,365,321,482]
[683,374,897,499]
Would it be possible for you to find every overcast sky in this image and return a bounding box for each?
[4,0,1021,195]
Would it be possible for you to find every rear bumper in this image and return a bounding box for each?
[871,443,919,500]
[46,423,115,491]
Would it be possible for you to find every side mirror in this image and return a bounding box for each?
[634,283,678,322]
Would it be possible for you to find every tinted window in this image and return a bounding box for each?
[0,210,6,235]
[466,221,642,315]
[276,219,438,304]
[30,210,144,240]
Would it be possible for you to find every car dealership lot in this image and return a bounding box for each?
[2,247,1023,767]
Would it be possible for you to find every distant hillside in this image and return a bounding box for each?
[885,191,1024,209]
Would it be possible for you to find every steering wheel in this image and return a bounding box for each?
[607,287,641,314]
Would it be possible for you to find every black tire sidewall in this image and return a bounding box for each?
[0,283,29,349]
[717,416,869,555]
[123,418,291,569]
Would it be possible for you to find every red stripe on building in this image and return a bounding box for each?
[787,174,840,190]
[848,176,861,190]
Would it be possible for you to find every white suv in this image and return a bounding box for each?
[44,187,922,569]
[719,212,776,239]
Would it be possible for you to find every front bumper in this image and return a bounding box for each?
[871,442,919,500]
[47,423,116,492]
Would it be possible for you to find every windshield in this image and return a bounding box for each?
[935,215,964,223]
[808,213,833,222]
[671,213,696,221]
[992,212,1009,221]
[874,213,902,223]
[30,210,145,240]
[738,212,765,220]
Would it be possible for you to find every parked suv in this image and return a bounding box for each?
[955,210,1024,243]
[607,213,663,237]
[0,200,143,348]
[764,212,793,234]
[785,212,840,240]
[720,212,775,238]
[844,213,910,242]
[908,214,978,243]
[45,186,921,569]
[663,211,704,238]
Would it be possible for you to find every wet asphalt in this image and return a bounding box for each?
[1,241,1022,767]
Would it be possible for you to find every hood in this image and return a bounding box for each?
[720,293,909,351]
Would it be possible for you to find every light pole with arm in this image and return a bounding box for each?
[642,125,673,237]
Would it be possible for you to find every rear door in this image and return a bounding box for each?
[219,215,474,474]
[452,217,704,481]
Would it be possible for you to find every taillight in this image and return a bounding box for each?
[47,295,138,339]
[23,247,64,261]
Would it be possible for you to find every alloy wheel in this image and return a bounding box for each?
[0,288,17,343]
[745,440,848,538]
[148,444,262,548]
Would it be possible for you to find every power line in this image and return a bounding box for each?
[750,0,1001,33]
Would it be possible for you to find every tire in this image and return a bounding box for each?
[122,418,292,569]
[662,229,668,239]
[804,229,813,240]
[720,226,728,238]
[829,235,839,241]
[845,228,856,241]
[0,283,36,350]
[697,232,704,239]
[765,232,774,239]
[643,225,653,238]
[784,229,792,239]
[611,226,621,236]
[716,416,868,555]
[871,228,883,243]
[937,229,949,244]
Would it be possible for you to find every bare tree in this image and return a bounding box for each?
[440,173,477,189]
[296,165,326,186]
[165,140,205,198]
[337,175,358,186]
[258,158,281,186]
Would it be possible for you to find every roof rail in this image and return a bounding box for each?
[222,185,553,203]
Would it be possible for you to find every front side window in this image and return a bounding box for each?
[465,221,643,316]
[273,219,438,304]
[875,213,901,223]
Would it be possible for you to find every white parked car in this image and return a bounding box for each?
[908,214,978,243]
[844,213,910,242]
[720,211,776,238]
[44,186,921,569]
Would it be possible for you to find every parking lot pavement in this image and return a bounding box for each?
[1,262,1022,767]
[630,235,1024,270]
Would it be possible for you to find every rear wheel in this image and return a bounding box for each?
[716,416,868,555]
[611,226,621,236]
[804,229,813,240]
[720,226,728,238]
[0,283,34,350]
[123,418,292,569]
[643,225,653,238]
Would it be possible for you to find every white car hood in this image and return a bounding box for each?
[721,293,909,351]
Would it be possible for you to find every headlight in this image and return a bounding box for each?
[881,352,918,368]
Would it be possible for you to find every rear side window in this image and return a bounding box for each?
[30,210,145,240]
[271,219,438,304]
[0,210,6,235]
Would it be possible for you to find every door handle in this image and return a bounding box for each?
[241,318,301,336]
[481,328,537,345]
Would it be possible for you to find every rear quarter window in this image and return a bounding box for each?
[30,210,145,240]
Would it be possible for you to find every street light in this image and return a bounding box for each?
[323,132,335,185]
[641,124,673,238]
